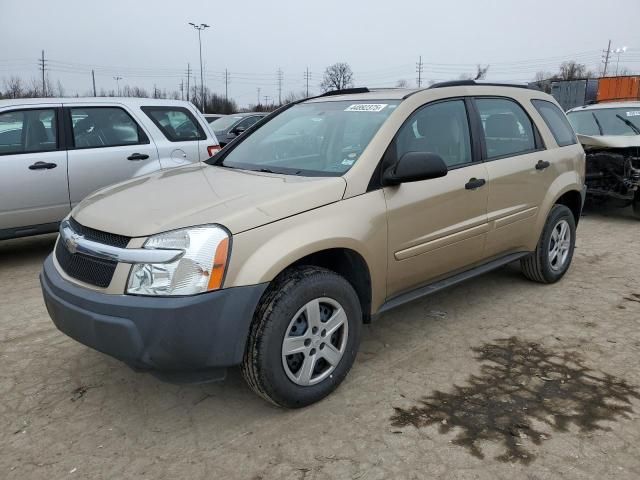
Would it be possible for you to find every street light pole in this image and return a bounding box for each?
[614,46,627,76]
[113,76,122,96]
[189,22,210,112]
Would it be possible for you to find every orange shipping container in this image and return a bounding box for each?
[597,76,640,103]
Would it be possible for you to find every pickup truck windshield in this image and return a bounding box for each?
[215,100,399,176]
[568,107,640,136]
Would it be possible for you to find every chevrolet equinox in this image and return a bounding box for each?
[40,82,586,407]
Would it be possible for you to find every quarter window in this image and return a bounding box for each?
[70,107,147,149]
[142,107,206,142]
[532,99,576,147]
[476,98,536,159]
[0,109,57,155]
[395,100,472,168]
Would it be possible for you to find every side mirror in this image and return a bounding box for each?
[382,152,448,186]
[230,126,246,136]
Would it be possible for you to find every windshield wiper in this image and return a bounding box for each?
[615,114,640,135]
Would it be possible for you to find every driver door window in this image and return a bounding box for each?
[395,99,472,168]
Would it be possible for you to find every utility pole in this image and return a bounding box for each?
[39,50,46,97]
[277,68,283,105]
[416,55,424,88]
[113,76,122,96]
[224,68,229,101]
[602,39,612,77]
[264,95,270,107]
[304,67,311,97]
[188,22,210,112]
[257,87,261,106]
[186,63,191,102]
[179,79,184,100]
[91,69,97,96]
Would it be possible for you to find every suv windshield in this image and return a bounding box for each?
[211,115,245,132]
[567,107,640,136]
[212,100,399,176]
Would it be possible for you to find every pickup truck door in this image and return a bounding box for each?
[64,104,161,207]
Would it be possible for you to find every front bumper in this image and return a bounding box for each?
[40,254,267,375]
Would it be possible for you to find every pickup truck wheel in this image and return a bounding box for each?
[242,266,362,408]
[521,204,576,284]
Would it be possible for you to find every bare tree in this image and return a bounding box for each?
[474,64,490,80]
[3,76,24,98]
[320,62,354,92]
[396,79,410,88]
[558,61,589,81]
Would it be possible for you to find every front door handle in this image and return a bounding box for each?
[127,153,149,161]
[465,178,486,190]
[29,161,57,170]
[535,160,551,170]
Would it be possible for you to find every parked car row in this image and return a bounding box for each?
[0,98,220,240]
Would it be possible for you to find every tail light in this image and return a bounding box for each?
[207,145,221,156]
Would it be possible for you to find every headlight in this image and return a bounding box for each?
[127,225,230,296]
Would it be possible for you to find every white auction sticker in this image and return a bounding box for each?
[626,111,640,117]
[345,104,388,112]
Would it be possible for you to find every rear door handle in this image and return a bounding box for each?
[535,160,551,170]
[29,161,57,170]
[127,153,149,161]
[465,178,486,190]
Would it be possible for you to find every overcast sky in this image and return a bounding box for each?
[1,0,639,107]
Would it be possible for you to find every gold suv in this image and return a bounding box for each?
[40,82,586,407]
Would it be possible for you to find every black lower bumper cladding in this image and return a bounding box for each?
[40,255,267,378]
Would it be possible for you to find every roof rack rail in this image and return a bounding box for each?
[428,80,533,90]
[317,87,370,97]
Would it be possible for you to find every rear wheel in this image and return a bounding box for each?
[521,204,576,283]
[242,266,362,408]
[632,190,640,219]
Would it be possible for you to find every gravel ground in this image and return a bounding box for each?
[1,206,639,480]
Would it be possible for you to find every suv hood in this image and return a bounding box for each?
[73,164,346,237]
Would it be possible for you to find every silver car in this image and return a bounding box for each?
[0,97,219,240]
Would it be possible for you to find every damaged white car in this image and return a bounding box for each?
[567,102,640,217]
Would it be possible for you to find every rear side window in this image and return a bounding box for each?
[70,107,148,149]
[476,98,536,159]
[532,100,577,147]
[0,109,57,155]
[142,106,206,142]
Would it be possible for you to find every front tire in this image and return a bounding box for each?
[242,266,362,408]
[521,204,576,284]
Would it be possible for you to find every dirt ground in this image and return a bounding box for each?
[1,206,639,480]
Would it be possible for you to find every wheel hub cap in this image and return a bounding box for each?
[548,219,571,271]
[281,297,348,386]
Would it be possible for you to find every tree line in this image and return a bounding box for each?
[1,60,635,110]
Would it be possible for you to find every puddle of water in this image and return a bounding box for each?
[391,337,639,464]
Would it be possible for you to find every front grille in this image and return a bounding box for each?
[68,216,130,248]
[56,218,131,288]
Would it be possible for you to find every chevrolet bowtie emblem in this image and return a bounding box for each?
[64,230,83,254]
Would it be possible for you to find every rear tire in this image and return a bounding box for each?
[521,204,576,284]
[242,266,362,408]
[632,191,640,219]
